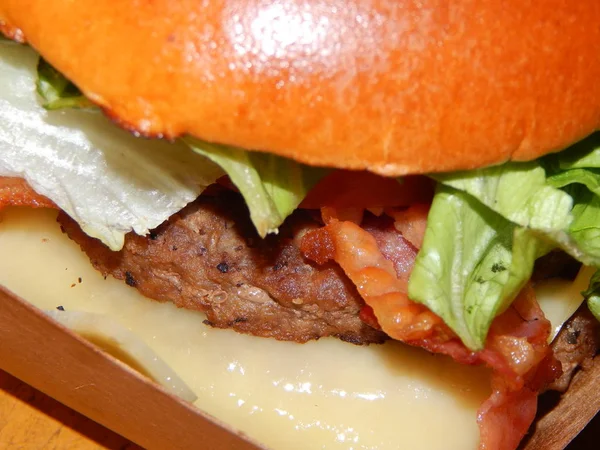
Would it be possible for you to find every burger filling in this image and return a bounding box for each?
[1,35,599,450]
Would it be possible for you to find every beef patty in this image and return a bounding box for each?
[59,191,387,344]
[58,188,600,372]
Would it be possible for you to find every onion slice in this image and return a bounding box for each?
[45,309,198,403]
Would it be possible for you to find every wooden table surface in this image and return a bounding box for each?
[0,369,141,450]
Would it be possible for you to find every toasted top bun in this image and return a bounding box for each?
[1,1,600,176]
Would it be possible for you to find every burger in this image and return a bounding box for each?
[0,1,599,449]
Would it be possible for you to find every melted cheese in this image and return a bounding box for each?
[0,206,577,450]
[534,266,592,341]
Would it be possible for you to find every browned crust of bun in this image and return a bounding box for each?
[0,21,24,43]
[1,1,600,175]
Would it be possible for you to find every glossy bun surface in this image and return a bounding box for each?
[2,0,600,174]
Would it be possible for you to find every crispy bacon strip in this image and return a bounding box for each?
[304,218,444,341]
[386,204,429,249]
[301,220,560,450]
[0,177,55,209]
[300,172,434,210]
[477,292,561,450]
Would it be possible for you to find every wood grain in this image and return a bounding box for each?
[0,369,139,450]
[0,285,261,450]
[522,355,600,450]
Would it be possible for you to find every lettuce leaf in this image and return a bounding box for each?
[582,269,600,322]
[185,138,327,237]
[541,134,600,264]
[434,159,600,267]
[411,134,600,349]
[433,157,600,266]
[410,162,571,348]
[434,162,573,232]
[36,58,94,110]
[408,186,544,349]
[546,133,600,170]
[544,134,600,199]
[558,185,600,262]
[0,41,225,250]
[547,168,600,196]
[26,50,326,239]
[546,134,600,325]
